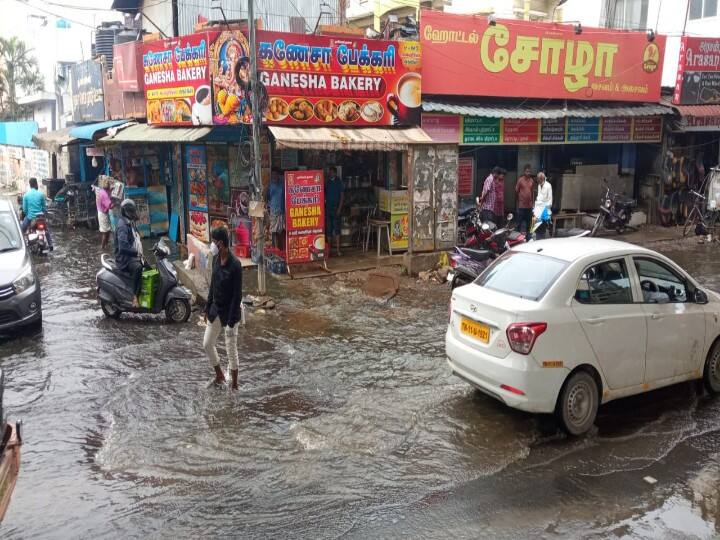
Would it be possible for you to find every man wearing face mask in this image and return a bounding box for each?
[203,227,243,390]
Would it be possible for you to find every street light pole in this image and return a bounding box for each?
[248,0,266,295]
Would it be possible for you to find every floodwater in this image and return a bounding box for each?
[2,230,720,538]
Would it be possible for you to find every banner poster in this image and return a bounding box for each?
[186,145,208,211]
[207,144,230,214]
[285,170,325,264]
[189,210,209,242]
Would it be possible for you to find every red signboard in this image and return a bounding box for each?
[458,157,474,197]
[673,37,720,105]
[285,170,325,265]
[114,41,143,93]
[502,119,539,143]
[256,31,421,126]
[632,116,662,141]
[420,10,665,102]
[422,114,461,143]
[142,32,215,126]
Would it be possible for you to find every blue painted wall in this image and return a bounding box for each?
[0,122,39,147]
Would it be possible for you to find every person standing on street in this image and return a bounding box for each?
[515,164,534,237]
[21,177,54,251]
[203,226,243,390]
[325,166,344,257]
[96,177,114,249]
[477,166,505,225]
[534,172,553,239]
[266,168,285,250]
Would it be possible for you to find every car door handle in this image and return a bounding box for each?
[585,317,606,325]
[651,313,665,320]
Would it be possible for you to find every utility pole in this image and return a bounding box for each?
[248,0,267,295]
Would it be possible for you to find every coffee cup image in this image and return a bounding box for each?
[386,73,421,125]
[192,85,213,125]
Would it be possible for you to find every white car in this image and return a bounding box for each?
[446,238,720,435]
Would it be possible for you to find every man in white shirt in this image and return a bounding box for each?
[533,172,553,239]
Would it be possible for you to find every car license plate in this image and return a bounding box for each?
[460,317,490,343]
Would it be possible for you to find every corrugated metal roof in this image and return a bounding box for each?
[99,124,213,143]
[670,103,720,118]
[269,126,434,151]
[70,120,129,141]
[422,101,674,119]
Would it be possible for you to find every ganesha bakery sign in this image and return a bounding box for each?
[257,31,422,126]
[142,32,215,126]
[420,10,665,102]
[285,170,325,265]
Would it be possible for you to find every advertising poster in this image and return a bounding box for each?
[421,10,665,102]
[285,170,325,264]
[189,210,209,242]
[210,30,255,124]
[457,157,474,196]
[207,144,230,214]
[257,31,421,126]
[185,145,207,211]
[230,187,250,218]
[673,37,720,105]
[142,32,215,125]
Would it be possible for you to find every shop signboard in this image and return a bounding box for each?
[462,117,500,144]
[673,37,720,105]
[143,32,215,126]
[567,118,600,142]
[601,117,632,142]
[255,31,422,126]
[540,118,566,143]
[502,119,539,143]
[631,116,663,141]
[457,156,474,196]
[285,170,325,265]
[422,114,461,143]
[114,41,143,92]
[420,10,665,102]
[71,60,105,123]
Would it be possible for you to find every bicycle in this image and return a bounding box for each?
[682,189,717,237]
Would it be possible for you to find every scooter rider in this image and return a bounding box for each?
[21,177,54,251]
[115,199,144,308]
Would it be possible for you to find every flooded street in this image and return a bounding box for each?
[3,229,720,538]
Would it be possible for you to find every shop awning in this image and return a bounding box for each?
[98,123,213,143]
[32,127,78,153]
[269,126,434,151]
[70,120,129,141]
[670,103,720,132]
[422,100,674,119]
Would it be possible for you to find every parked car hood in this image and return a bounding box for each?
[0,249,29,285]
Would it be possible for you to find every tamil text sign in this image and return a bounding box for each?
[143,33,215,126]
[71,60,105,123]
[673,37,720,105]
[420,10,664,102]
[285,170,325,265]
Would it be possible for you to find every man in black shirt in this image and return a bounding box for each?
[203,227,243,389]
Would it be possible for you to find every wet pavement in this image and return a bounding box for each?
[2,228,720,538]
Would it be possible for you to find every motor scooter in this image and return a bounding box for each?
[16,194,49,256]
[96,239,192,322]
[447,246,494,289]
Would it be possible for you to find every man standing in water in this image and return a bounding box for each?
[325,166,344,257]
[96,177,114,249]
[203,226,243,390]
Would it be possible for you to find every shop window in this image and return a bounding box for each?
[575,260,633,304]
[690,0,717,18]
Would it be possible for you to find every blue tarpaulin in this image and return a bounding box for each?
[70,120,127,141]
[0,121,39,147]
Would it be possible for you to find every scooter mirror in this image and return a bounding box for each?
[506,213,514,221]
[475,196,480,205]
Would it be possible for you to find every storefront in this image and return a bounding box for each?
[419,9,669,230]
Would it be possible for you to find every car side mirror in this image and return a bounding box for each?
[695,289,709,305]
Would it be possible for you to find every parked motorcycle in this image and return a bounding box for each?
[448,246,494,289]
[96,239,192,322]
[464,213,525,253]
[591,178,637,236]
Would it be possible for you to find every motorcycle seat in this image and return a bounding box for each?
[459,247,492,261]
[616,196,637,207]
[103,258,133,278]
[507,231,523,241]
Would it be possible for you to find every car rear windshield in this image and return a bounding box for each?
[0,211,21,252]
[475,251,568,301]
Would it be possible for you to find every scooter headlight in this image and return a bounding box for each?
[605,200,612,208]
[12,265,35,294]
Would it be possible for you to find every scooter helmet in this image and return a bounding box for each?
[120,198,138,221]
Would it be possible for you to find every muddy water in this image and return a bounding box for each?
[2,231,720,538]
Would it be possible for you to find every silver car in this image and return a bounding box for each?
[0,198,42,332]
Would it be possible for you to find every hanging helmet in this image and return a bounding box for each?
[120,199,138,221]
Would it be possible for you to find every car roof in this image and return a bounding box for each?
[0,198,13,212]
[512,237,654,262]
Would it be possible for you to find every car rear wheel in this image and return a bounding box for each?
[703,342,720,394]
[100,300,121,319]
[557,371,598,436]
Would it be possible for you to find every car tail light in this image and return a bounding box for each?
[506,323,547,355]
